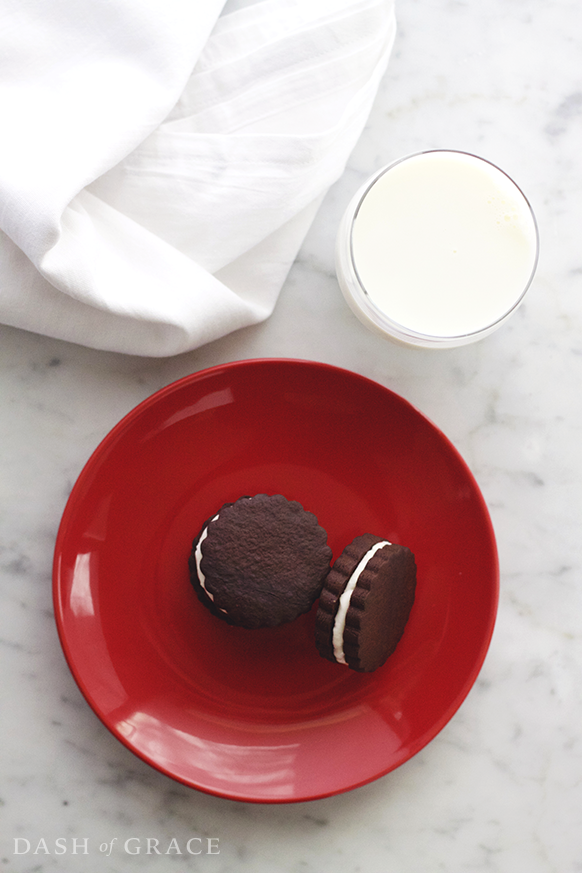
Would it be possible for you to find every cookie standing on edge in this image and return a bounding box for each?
[189,494,332,629]
[315,533,417,672]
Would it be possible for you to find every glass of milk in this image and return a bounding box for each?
[335,150,539,348]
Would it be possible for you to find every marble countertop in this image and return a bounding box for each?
[2,1,582,870]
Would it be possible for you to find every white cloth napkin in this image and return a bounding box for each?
[0,0,395,356]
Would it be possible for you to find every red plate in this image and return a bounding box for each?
[53,359,498,803]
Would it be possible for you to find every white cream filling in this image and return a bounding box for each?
[332,540,390,665]
[194,514,227,613]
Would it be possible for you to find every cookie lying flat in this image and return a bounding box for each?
[189,494,332,629]
[315,533,416,672]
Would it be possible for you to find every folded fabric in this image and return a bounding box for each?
[0,0,396,356]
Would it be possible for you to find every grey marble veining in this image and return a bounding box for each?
[2,1,582,870]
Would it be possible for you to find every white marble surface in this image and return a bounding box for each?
[2,0,582,870]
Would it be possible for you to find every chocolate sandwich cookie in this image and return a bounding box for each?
[315,533,416,672]
[189,494,332,629]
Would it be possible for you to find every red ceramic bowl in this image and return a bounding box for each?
[53,359,498,803]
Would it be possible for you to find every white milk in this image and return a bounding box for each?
[336,151,538,347]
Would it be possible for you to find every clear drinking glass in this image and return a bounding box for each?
[335,150,539,348]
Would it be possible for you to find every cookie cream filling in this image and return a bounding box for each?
[194,499,253,614]
[194,515,227,613]
[332,540,390,664]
